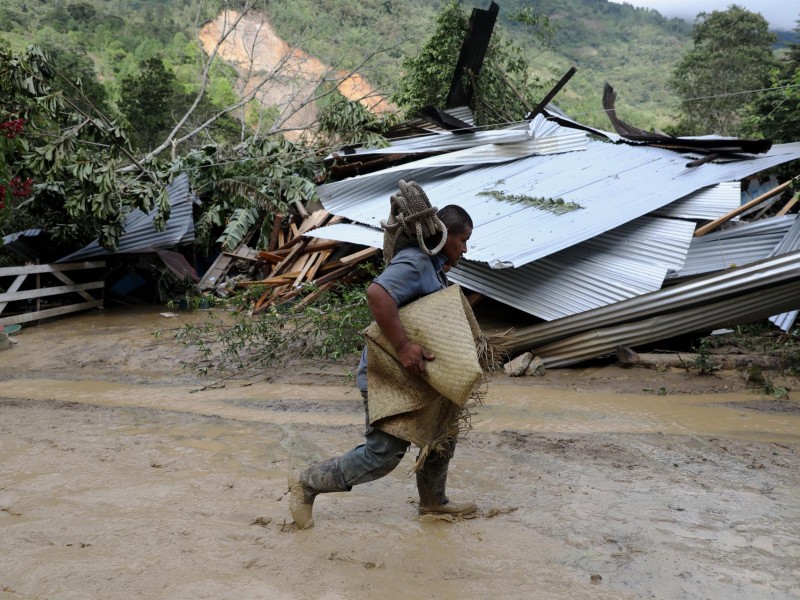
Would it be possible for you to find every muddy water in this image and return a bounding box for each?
[3,376,799,443]
[1,308,800,600]
[481,382,800,443]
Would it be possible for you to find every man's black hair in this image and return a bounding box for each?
[437,204,473,234]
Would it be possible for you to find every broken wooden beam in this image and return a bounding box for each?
[695,178,796,237]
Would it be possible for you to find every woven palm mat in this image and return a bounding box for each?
[365,285,484,456]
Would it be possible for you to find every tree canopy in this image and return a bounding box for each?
[669,5,778,136]
[391,0,554,126]
[745,19,800,144]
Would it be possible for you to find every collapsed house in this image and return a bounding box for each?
[3,114,798,370]
[0,174,199,326]
[3,0,798,369]
[301,104,800,367]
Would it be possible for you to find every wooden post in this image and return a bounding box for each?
[776,192,800,217]
[694,178,796,237]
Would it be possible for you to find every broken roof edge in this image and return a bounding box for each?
[531,278,800,368]
[503,249,800,353]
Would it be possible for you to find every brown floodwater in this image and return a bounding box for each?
[3,376,799,444]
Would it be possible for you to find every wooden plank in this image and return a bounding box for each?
[51,271,96,303]
[323,247,380,270]
[298,240,340,254]
[253,287,273,310]
[256,250,289,263]
[268,214,283,251]
[223,247,260,261]
[310,265,354,287]
[239,272,301,286]
[296,280,336,307]
[304,249,332,282]
[254,284,291,312]
[274,231,307,252]
[466,292,483,306]
[0,280,104,303]
[197,253,233,291]
[293,253,319,288]
[294,200,309,219]
[198,225,259,291]
[297,210,330,235]
[270,238,310,277]
[695,179,795,237]
[0,274,27,315]
[0,261,106,277]
[0,299,103,326]
[776,192,800,217]
[340,246,379,266]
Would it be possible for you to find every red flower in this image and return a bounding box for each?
[0,118,25,139]
[9,176,32,198]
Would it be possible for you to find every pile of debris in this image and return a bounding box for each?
[197,209,379,312]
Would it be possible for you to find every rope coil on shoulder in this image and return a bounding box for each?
[381,180,447,262]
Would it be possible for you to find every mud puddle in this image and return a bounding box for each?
[1,308,800,599]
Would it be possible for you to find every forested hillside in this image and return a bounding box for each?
[0,0,696,129]
[264,0,695,128]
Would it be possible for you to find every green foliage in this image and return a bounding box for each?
[744,21,800,143]
[478,190,582,214]
[171,279,373,382]
[745,66,800,143]
[391,1,469,118]
[0,44,171,251]
[315,86,395,150]
[1,0,700,134]
[175,135,319,253]
[692,337,718,375]
[391,1,553,126]
[669,6,778,136]
[217,206,259,252]
[0,47,167,247]
[119,57,187,151]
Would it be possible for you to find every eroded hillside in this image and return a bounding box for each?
[199,10,395,139]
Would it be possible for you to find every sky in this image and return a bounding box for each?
[609,1,798,30]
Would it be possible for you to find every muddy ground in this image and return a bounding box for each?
[1,305,799,600]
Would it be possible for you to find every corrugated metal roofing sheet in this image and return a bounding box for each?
[768,213,800,331]
[447,216,695,320]
[334,128,530,158]
[308,215,695,321]
[668,215,796,280]
[652,181,741,221]
[306,222,383,247]
[318,140,800,269]
[335,113,580,159]
[505,250,800,356]
[533,278,800,368]
[57,173,196,262]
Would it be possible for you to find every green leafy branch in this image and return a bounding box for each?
[478,189,583,214]
[167,280,373,386]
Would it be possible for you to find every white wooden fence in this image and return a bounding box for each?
[0,261,106,326]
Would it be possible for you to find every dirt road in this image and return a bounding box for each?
[1,306,799,599]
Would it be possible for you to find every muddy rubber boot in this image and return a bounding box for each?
[416,457,476,517]
[288,457,349,529]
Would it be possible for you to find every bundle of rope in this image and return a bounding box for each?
[381,180,447,263]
